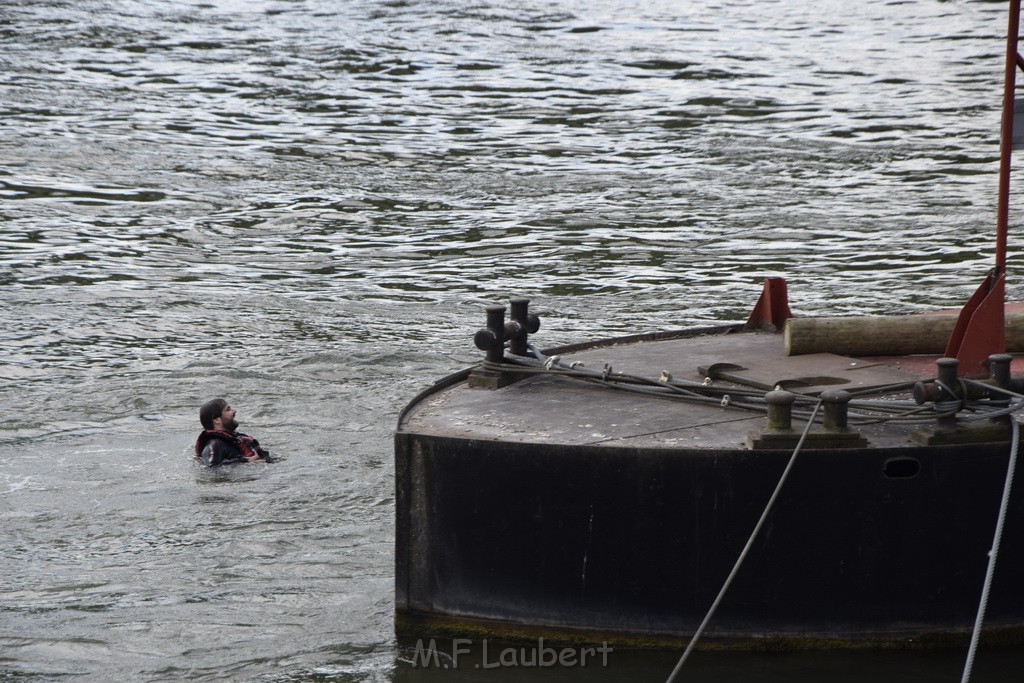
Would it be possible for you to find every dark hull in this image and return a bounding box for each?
[395,327,1024,648]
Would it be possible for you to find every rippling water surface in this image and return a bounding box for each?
[3,0,1024,680]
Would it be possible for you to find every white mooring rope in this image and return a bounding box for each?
[665,400,823,683]
[961,416,1020,683]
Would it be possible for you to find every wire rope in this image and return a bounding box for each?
[960,416,1020,683]
[664,400,823,683]
[488,347,1024,427]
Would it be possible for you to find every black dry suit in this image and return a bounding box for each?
[194,430,273,467]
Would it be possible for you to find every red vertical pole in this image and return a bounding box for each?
[944,1,1019,375]
[996,0,1021,276]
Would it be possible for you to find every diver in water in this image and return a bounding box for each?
[194,398,273,466]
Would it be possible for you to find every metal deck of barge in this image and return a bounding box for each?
[399,326,938,451]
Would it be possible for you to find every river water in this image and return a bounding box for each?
[2,0,1023,680]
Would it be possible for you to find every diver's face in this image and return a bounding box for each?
[218,404,238,432]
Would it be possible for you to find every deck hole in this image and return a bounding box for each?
[884,457,920,479]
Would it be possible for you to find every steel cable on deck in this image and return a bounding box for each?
[491,347,1024,427]
[958,379,1024,421]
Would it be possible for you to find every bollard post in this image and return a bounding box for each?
[820,390,852,433]
[765,390,796,432]
[988,353,1013,388]
[507,298,540,357]
[912,356,1013,444]
[475,305,507,364]
[469,300,542,389]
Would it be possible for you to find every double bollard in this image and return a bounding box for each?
[469,298,541,389]
[749,388,866,449]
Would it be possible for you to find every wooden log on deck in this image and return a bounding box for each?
[784,313,1024,356]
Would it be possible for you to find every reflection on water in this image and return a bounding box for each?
[2,0,1024,680]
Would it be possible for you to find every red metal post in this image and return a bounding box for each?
[996,0,1022,275]
[745,277,793,332]
[945,0,1020,375]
